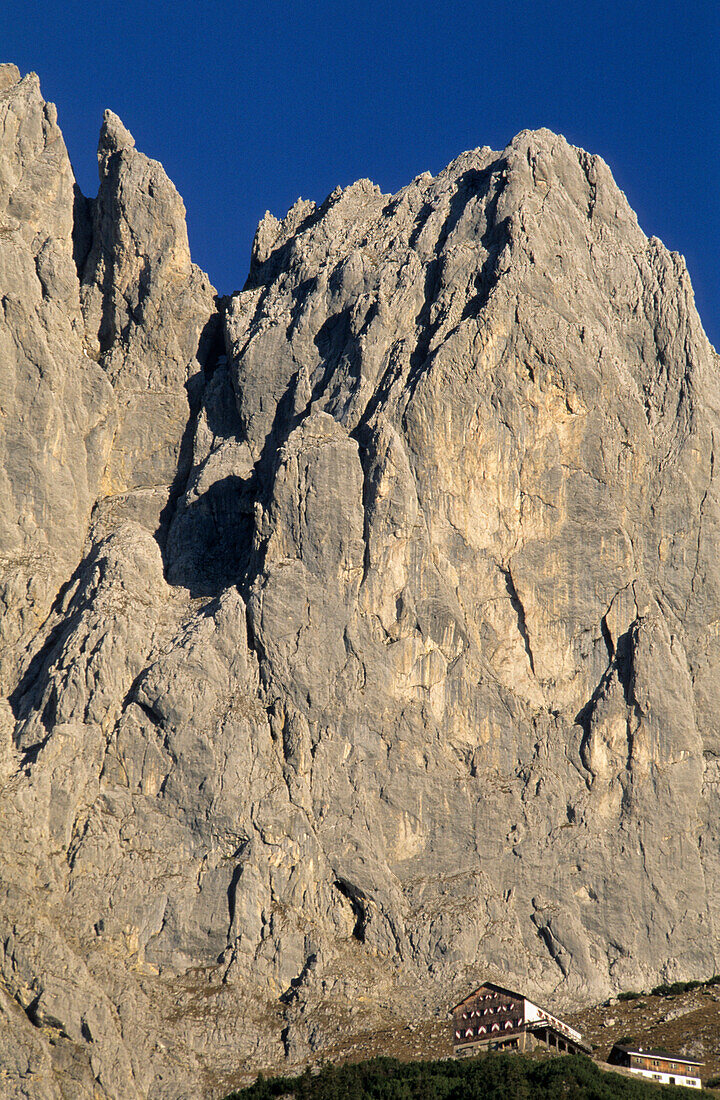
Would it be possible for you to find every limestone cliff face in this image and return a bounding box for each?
[1,63,720,1099]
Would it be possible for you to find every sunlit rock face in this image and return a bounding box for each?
[2,60,720,1100]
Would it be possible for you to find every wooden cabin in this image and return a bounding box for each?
[608,1045,703,1089]
[451,981,590,1057]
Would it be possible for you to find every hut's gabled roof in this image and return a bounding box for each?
[450,981,528,1012]
[613,1045,704,1067]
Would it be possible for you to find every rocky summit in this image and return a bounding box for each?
[1,62,719,1099]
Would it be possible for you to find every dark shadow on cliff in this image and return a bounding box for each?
[164,474,256,597]
[157,303,262,598]
[8,551,101,758]
[460,177,511,320]
[161,324,313,599]
[71,183,93,277]
[403,160,510,407]
[244,204,331,292]
[352,160,510,438]
[312,305,363,407]
[155,307,225,552]
[575,622,639,777]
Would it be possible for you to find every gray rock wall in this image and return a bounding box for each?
[1,62,720,1099]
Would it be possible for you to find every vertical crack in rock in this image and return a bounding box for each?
[502,565,536,676]
[334,880,368,943]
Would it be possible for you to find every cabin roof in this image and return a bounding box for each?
[451,981,530,1011]
[615,1045,704,1067]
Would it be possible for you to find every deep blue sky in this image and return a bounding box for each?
[6,0,720,345]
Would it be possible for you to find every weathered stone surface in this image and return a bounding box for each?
[0,65,217,696]
[2,64,720,1099]
[0,65,114,692]
[80,107,219,539]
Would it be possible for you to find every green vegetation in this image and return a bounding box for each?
[616,973,720,1001]
[223,1054,709,1100]
[651,981,702,997]
[705,1075,720,1089]
[650,977,720,998]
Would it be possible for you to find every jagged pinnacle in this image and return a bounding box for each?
[98,108,135,156]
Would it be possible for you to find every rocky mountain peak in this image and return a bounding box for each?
[0,61,21,91]
[98,107,136,155]
[1,66,720,1100]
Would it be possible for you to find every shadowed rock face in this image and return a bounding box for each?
[1,61,720,1100]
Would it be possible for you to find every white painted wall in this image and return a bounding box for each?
[522,1000,583,1043]
[628,1066,701,1089]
